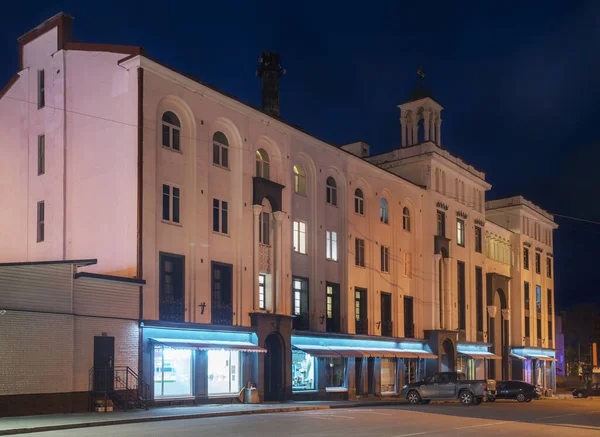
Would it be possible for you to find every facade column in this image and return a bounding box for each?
[488,305,498,378]
[435,117,442,146]
[502,308,511,380]
[423,112,430,142]
[412,118,419,145]
[401,119,407,147]
[430,114,436,142]
[252,205,263,311]
[273,211,285,314]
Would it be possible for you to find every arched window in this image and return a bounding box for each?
[326,177,337,206]
[354,188,364,215]
[256,149,270,179]
[162,111,181,151]
[403,207,411,232]
[293,164,306,195]
[212,131,229,169]
[380,198,389,224]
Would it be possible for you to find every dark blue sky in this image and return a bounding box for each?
[2,1,599,310]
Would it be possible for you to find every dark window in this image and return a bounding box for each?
[456,219,465,247]
[162,184,170,221]
[525,316,530,337]
[437,211,445,237]
[326,283,341,333]
[524,282,530,310]
[161,111,181,151]
[547,289,552,315]
[354,188,364,215]
[159,253,185,321]
[457,261,466,330]
[537,318,542,339]
[475,226,482,253]
[36,201,44,242]
[476,267,483,332]
[403,207,411,232]
[535,253,541,274]
[404,296,414,338]
[380,245,390,273]
[326,177,337,206]
[381,292,392,336]
[548,321,553,341]
[546,257,552,278]
[292,277,309,330]
[212,262,233,325]
[172,187,180,223]
[523,247,529,270]
[259,211,270,245]
[355,238,365,267]
[212,131,229,168]
[536,285,541,313]
[213,199,229,234]
[37,135,45,175]
[355,288,368,334]
[37,70,45,109]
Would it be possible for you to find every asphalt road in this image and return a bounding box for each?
[31,399,600,437]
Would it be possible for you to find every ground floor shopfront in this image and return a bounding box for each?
[511,347,556,395]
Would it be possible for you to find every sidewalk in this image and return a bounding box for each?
[0,399,407,436]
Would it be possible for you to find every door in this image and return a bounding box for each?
[326,283,341,333]
[212,262,233,325]
[437,373,456,398]
[159,252,185,321]
[94,336,115,391]
[380,293,392,337]
[264,334,284,401]
[419,375,439,398]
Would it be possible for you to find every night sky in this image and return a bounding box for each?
[2,1,599,311]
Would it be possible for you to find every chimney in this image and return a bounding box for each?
[256,52,285,117]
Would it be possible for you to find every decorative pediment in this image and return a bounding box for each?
[474,218,486,227]
[456,210,468,219]
[436,201,449,211]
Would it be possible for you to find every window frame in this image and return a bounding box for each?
[535,252,541,274]
[355,238,365,267]
[523,247,530,270]
[546,257,552,278]
[161,111,181,152]
[379,198,389,224]
[474,226,482,253]
[293,220,307,254]
[162,183,182,225]
[256,149,270,180]
[258,274,266,310]
[326,230,338,262]
[436,211,445,237]
[403,207,411,232]
[354,188,365,215]
[293,164,307,196]
[259,211,270,245]
[212,131,229,169]
[37,69,45,109]
[36,201,45,242]
[380,245,390,273]
[212,198,229,235]
[37,134,45,175]
[456,218,465,247]
[326,177,338,206]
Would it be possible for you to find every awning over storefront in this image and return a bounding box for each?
[510,353,527,360]
[292,344,435,359]
[459,351,502,360]
[151,338,267,353]
[525,353,556,361]
[510,348,556,362]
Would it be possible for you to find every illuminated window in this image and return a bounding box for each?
[456,219,465,247]
[212,131,229,168]
[256,149,270,179]
[293,221,307,254]
[258,274,266,309]
[162,111,181,151]
[326,231,338,261]
[292,350,315,391]
[153,347,192,398]
[293,164,306,195]
[208,349,240,395]
[326,177,337,206]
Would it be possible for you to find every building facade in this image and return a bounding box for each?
[0,13,558,410]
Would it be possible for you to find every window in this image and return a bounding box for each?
[258,274,266,309]
[546,257,552,278]
[403,252,412,278]
[437,211,445,237]
[403,207,411,232]
[153,347,192,398]
[456,219,465,247]
[474,226,482,253]
[380,245,390,273]
[525,316,530,338]
[547,289,552,315]
[37,69,45,109]
[292,350,315,391]
[162,184,181,224]
[536,285,542,313]
[355,238,365,267]
[457,261,466,330]
[259,211,270,245]
[326,231,338,261]
[293,220,307,254]
[355,288,367,334]
[476,267,483,332]
[208,350,240,395]
[523,247,529,270]
[381,358,397,393]
[212,199,228,235]
[161,111,181,151]
[524,282,530,310]
[379,198,389,224]
[548,321,553,341]
[537,318,542,339]
[326,357,346,389]
[293,164,306,195]
[37,135,45,175]
[36,201,44,242]
[212,131,229,168]
[535,253,541,274]
[354,188,364,215]
[159,253,185,321]
[293,278,308,317]
[326,283,341,333]
[256,149,270,179]
[326,177,337,206]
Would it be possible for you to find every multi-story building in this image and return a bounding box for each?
[0,13,558,413]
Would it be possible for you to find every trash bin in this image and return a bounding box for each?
[244,387,260,403]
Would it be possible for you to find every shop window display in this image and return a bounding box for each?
[154,347,192,398]
[207,350,240,395]
[292,350,315,391]
[381,358,396,393]
[326,357,346,390]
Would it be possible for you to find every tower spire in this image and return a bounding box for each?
[417,66,425,87]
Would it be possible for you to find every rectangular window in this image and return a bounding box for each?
[381,358,397,393]
[162,124,170,148]
[37,135,45,175]
[403,252,412,278]
[404,296,414,338]
[37,69,45,109]
[548,321,553,341]
[523,247,529,270]
[547,289,552,316]
[153,347,192,398]
[525,316,530,338]
[293,221,307,254]
[536,285,542,313]
[474,226,482,253]
[213,142,229,168]
[159,253,185,321]
[212,199,229,235]
[207,349,240,395]
[172,129,180,151]
[326,357,346,389]
[259,211,270,245]
[292,350,315,391]
[326,283,340,333]
[162,184,181,224]
[437,211,445,237]
[292,277,309,330]
[326,231,338,261]
[258,274,266,310]
[355,238,365,267]
[380,245,390,273]
[535,253,541,274]
[36,201,44,242]
[457,261,466,330]
[546,257,552,278]
[537,318,542,339]
[355,288,367,334]
[456,219,465,247]
[524,282,530,310]
[476,267,483,332]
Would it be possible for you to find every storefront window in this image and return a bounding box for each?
[535,360,545,388]
[326,357,346,389]
[474,359,485,380]
[381,358,396,393]
[457,356,467,375]
[404,358,419,384]
[524,359,532,384]
[292,350,315,391]
[154,347,192,398]
[208,350,240,395]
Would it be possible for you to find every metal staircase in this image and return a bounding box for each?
[89,366,150,411]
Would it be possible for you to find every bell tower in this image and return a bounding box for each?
[398,67,444,147]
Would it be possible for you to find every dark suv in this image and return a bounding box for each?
[402,372,492,406]
[487,381,541,402]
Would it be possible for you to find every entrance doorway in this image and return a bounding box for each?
[264,333,284,401]
[93,336,114,391]
[441,339,455,372]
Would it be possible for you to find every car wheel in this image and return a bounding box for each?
[407,390,421,405]
[459,390,474,406]
[517,393,526,402]
[487,397,496,403]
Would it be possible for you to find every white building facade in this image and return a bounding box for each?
[0,13,558,411]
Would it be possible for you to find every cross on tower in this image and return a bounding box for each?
[417,66,425,87]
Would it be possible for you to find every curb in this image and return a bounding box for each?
[0,405,332,436]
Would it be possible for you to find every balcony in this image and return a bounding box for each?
[434,235,451,258]
[404,323,415,339]
[211,304,233,326]
[355,317,369,335]
[293,313,310,331]
[159,299,185,322]
[326,317,341,333]
[381,320,393,337]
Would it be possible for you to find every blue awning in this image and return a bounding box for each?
[293,345,436,359]
[151,338,266,353]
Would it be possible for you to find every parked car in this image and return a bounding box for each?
[573,383,600,398]
[486,381,541,402]
[402,372,493,406]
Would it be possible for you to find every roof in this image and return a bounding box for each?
[0,259,97,268]
[74,272,145,285]
[407,85,436,102]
